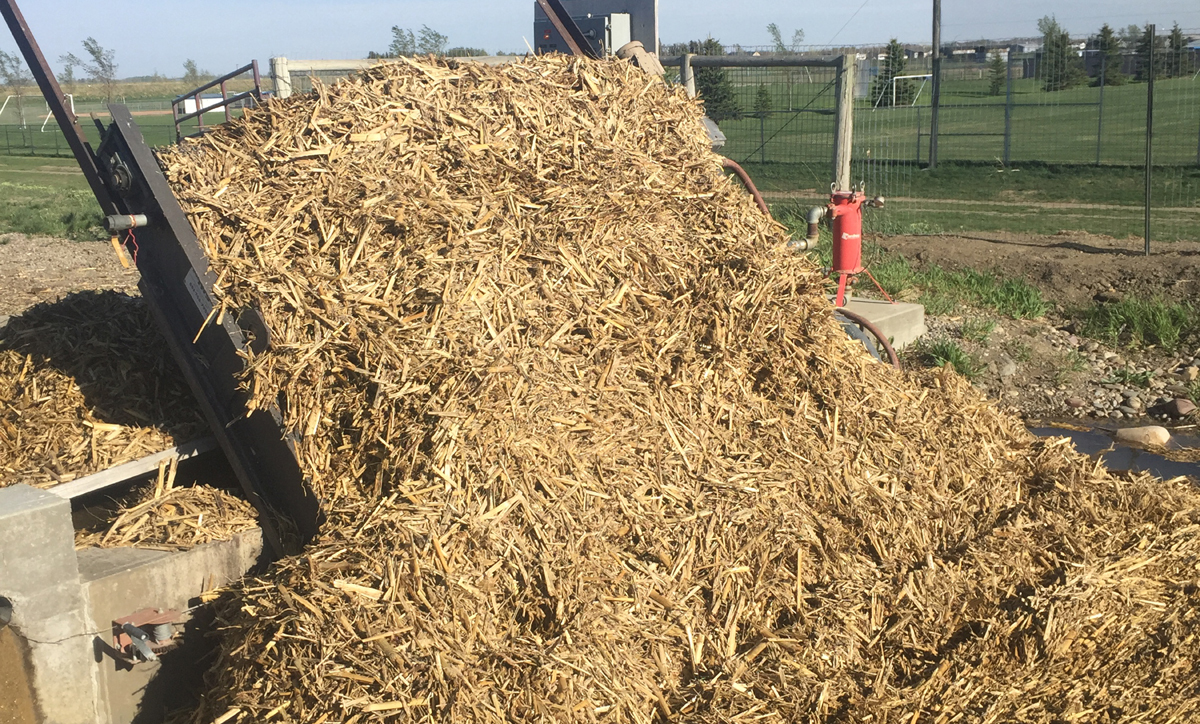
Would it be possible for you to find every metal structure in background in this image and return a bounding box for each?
[533,0,598,59]
[171,60,262,141]
[0,0,321,558]
[533,0,658,55]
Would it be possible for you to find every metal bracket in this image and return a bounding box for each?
[111,609,181,664]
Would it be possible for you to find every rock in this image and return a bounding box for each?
[1103,351,1117,360]
[0,315,8,329]
[1066,334,1080,347]
[1110,411,1124,419]
[997,356,1018,379]
[1185,366,1199,382]
[1066,397,1087,409]
[1147,398,1197,419]
[1094,290,1122,304]
[1118,406,1138,416]
[1084,341,1100,353]
[1127,397,1143,410]
[1166,384,1189,396]
[1114,426,1172,447]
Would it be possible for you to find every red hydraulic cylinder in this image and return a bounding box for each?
[829,190,866,306]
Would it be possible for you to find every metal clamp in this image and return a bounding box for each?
[111,609,181,664]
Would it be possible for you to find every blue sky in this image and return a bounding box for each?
[6,1,1200,78]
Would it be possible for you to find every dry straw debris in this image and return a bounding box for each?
[161,56,1200,723]
[0,291,208,488]
[75,457,257,552]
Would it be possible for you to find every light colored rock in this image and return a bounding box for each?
[1185,366,1199,382]
[1114,426,1172,447]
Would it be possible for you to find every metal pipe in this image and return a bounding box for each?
[680,54,696,98]
[805,206,826,246]
[661,56,840,68]
[721,159,770,217]
[1145,24,1155,256]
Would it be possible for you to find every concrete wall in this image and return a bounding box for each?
[0,484,263,724]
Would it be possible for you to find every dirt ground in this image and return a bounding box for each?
[0,234,139,318]
[872,230,1200,426]
[874,230,1200,310]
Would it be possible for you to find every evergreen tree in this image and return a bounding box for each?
[1038,16,1085,91]
[663,38,742,121]
[870,39,913,107]
[1167,23,1187,77]
[753,84,772,117]
[1134,24,1166,81]
[1090,24,1127,86]
[987,49,1006,96]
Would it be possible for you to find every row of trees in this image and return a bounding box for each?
[1037,17,1192,92]
[369,25,487,59]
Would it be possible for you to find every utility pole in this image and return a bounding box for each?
[929,0,941,169]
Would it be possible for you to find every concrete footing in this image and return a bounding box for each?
[0,484,262,724]
[840,297,926,350]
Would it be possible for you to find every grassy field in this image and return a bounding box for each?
[0,157,104,239]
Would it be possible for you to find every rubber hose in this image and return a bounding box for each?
[834,308,901,370]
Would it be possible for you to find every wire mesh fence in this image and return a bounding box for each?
[2,48,1196,242]
[671,44,1199,243]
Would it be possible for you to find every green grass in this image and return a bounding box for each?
[1053,350,1090,385]
[776,208,1050,319]
[0,180,104,239]
[716,71,1200,168]
[915,338,983,379]
[961,318,997,344]
[1005,340,1033,363]
[1080,296,1200,352]
[1107,367,1154,388]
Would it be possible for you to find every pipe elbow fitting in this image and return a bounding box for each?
[804,206,826,245]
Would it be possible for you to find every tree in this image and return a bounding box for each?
[1038,16,1084,91]
[753,84,772,118]
[1167,23,1187,77]
[375,26,415,58]
[987,49,1006,96]
[417,25,448,56]
[1090,24,1127,86]
[1134,24,1166,81]
[0,50,32,127]
[58,56,75,93]
[1118,24,1143,50]
[871,39,913,107]
[663,38,742,121]
[446,47,488,58]
[766,23,804,54]
[182,59,212,86]
[63,37,118,103]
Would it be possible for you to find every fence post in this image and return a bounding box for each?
[1096,53,1105,165]
[833,54,855,190]
[1003,47,1014,165]
[1144,25,1155,256]
[680,54,696,98]
[270,57,293,99]
[916,106,922,165]
[929,0,942,169]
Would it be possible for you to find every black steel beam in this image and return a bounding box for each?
[534,0,600,59]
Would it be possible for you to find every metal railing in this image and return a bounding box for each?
[171,61,262,141]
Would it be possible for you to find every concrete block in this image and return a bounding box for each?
[0,485,103,724]
[81,529,263,724]
[840,297,926,351]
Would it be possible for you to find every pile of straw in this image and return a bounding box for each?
[76,457,258,552]
[0,292,207,487]
[163,56,1200,723]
